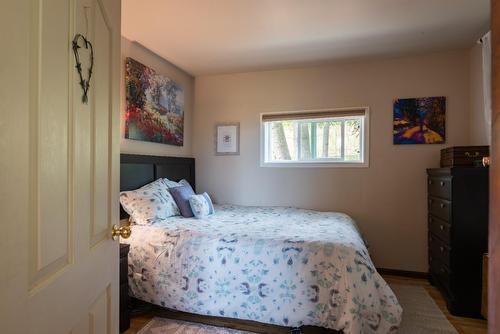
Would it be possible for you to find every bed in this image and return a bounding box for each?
[120,154,402,334]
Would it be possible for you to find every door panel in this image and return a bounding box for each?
[71,285,112,334]
[29,0,73,289]
[88,286,112,334]
[90,0,113,247]
[0,0,121,333]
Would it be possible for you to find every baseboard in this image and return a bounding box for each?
[377,267,429,279]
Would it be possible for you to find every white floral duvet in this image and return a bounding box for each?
[123,205,402,333]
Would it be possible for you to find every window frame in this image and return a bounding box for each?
[260,107,370,168]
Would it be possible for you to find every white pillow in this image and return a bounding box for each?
[163,178,191,189]
[120,179,180,225]
[188,192,215,219]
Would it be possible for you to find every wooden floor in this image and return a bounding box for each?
[124,275,488,334]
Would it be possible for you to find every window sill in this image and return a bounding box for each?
[260,161,369,168]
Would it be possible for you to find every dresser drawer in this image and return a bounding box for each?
[428,177,452,200]
[430,256,452,296]
[428,197,451,221]
[120,256,128,284]
[429,215,451,244]
[119,282,130,332]
[119,243,130,333]
[120,283,129,311]
[429,233,451,267]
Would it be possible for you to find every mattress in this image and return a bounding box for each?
[122,205,402,333]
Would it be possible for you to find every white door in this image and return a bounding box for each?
[0,0,122,333]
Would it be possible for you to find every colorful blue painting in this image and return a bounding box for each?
[393,96,446,144]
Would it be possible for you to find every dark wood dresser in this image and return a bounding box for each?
[120,243,130,332]
[427,167,488,318]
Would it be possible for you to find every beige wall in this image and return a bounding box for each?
[469,43,490,145]
[193,50,471,272]
[120,37,194,157]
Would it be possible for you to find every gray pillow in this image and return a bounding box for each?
[169,185,196,217]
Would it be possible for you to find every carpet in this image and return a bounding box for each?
[137,284,458,333]
[391,284,458,333]
[137,318,256,334]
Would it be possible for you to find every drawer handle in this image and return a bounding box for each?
[440,203,446,209]
[440,181,445,187]
[440,246,444,253]
[429,180,433,185]
[439,224,444,231]
[465,151,480,158]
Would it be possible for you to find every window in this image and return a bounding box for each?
[261,108,369,167]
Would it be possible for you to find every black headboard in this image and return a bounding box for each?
[120,154,195,218]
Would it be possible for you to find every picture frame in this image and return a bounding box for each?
[393,96,446,145]
[124,57,185,146]
[215,123,240,155]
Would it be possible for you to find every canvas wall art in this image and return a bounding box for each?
[125,57,184,146]
[393,96,445,145]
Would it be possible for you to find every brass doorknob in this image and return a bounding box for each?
[111,224,131,240]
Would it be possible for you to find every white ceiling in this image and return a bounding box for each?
[122,0,490,76]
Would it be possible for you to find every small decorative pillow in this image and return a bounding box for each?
[189,193,215,219]
[168,185,196,217]
[120,179,180,225]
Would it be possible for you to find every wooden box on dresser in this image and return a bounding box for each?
[427,167,488,318]
[120,243,131,332]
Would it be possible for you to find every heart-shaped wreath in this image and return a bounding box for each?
[72,34,94,103]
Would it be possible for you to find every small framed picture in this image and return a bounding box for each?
[215,123,240,155]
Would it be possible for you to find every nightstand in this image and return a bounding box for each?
[120,243,130,332]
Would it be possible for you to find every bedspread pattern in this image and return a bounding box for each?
[123,205,402,333]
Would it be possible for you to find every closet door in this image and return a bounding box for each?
[0,0,122,333]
